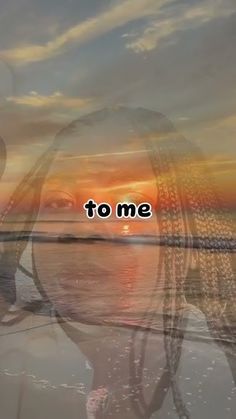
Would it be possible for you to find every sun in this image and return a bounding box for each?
[122,224,130,235]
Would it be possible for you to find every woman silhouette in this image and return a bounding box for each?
[0,107,235,419]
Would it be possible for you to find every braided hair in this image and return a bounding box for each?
[0,107,235,418]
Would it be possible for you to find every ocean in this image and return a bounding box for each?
[0,239,236,418]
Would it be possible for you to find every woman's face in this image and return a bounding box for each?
[32,119,162,324]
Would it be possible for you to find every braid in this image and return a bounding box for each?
[1,107,235,417]
[152,140,190,419]
[177,141,236,353]
[127,122,235,418]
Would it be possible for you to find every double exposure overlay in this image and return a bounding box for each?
[0,1,235,419]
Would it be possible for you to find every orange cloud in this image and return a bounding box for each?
[7,91,93,109]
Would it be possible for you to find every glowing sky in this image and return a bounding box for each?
[0,0,235,211]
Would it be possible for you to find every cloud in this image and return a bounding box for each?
[214,113,236,130]
[6,91,93,109]
[193,111,236,135]
[0,0,166,65]
[126,0,235,53]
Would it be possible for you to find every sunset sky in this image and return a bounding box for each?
[0,0,235,212]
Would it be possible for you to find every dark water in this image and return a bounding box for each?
[1,239,234,323]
